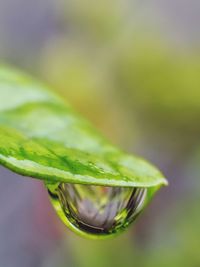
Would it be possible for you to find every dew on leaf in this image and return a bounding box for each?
[46,182,147,238]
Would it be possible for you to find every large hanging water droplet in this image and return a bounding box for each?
[46,182,147,238]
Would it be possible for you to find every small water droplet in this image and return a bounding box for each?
[46,182,147,238]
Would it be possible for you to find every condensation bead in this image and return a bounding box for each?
[47,182,147,238]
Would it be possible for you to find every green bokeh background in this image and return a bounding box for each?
[0,0,199,266]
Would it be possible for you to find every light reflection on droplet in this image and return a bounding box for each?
[46,182,147,238]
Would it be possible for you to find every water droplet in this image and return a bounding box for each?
[46,182,147,238]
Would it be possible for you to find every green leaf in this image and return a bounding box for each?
[0,65,167,192]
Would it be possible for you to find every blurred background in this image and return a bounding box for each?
[0,0,200,266]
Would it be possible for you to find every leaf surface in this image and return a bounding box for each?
[0,66,167,189]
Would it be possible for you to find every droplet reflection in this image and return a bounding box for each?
[47,183,147,238]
